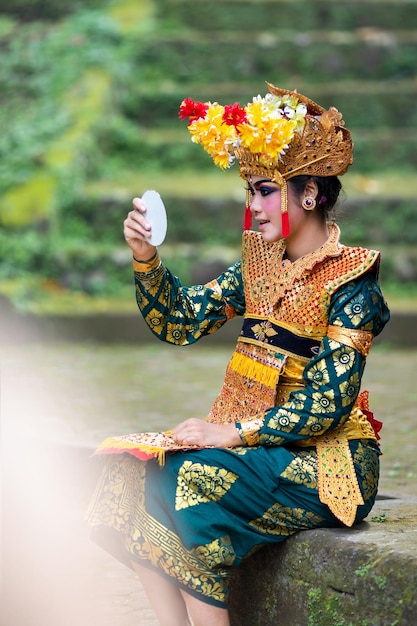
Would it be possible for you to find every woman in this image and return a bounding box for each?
[87,84,390,626]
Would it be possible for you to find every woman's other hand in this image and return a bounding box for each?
[172,418,242,448]
[124,196,157,260]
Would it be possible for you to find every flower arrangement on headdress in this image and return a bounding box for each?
[179,93,308,170]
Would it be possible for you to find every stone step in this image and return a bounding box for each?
[64,191,417,247]
[127,80,417,131]
[156,0,417,33]
[136,33,417,84]
[96,122,417,173]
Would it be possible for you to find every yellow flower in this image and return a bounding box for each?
[182,92,307,171]
[240,104,297,163]
[189,103,237,170]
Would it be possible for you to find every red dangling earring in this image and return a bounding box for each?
[280,181,290,238]
[243,185,252,230]
[244,204,252,230]
[281,211,290,238]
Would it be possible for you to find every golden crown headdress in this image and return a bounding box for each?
[179,83,353,235]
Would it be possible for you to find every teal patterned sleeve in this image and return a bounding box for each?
[134,256,245,345]
[258,273,390,446]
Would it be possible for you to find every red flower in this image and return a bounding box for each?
[178,98,208,124]
[222,102,247,127]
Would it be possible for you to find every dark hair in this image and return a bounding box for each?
[288,175,342,220]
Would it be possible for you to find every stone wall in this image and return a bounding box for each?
[229,497,417,626]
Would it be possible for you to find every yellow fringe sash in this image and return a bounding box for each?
[205,342,287,425]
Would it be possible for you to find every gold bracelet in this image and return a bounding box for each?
[236,419,263,446]
[133,252,157,264]
[132,253,161,274]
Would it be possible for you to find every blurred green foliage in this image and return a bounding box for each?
[0,0,106,20]
[1,0,417,312]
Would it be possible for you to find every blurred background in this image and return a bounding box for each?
[0,0,417,315]
[1,1,417,625]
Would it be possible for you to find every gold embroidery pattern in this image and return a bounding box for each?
[166,324,186,343]
[353,442,379,501]
[344,293,371,325]
[236,419,263,446]
[87,457,147,531]
[139,277,161,297]
[203,279,238,321]
[327,325,373,357]
[328,341,355,376]
[89,457,234,605]
[293,284,317,311]
[267,408,300,433]
[251,320,278,341]
[311,389,335,414]
[129,507,233,604]
[206,342,285,424]
[293,401,378,449]
[280,450,318,489]
[251,276,271,305]
[192,536,236,569]
[307,360,330,386]
[144,309,165,336]
[135,286,150,308]
[230,447,251,456]
[339,372,360,407]
[133,253,162,274]
[134,259,164,296]
[250,504,324,536]
[297,415,334,438]
[175,461,238,511]
[242,224,380,336]
[316,432,364,526]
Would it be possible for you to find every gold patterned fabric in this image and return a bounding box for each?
[242,223,380,335]
[233,224,387,525]
[87,223,390,607]
[316,431,364,527]
[206,341,286,425]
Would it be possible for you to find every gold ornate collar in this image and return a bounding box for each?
[277,222,341,272]
[269,222,342,302]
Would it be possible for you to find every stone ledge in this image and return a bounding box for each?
[27,442,417,626]
[229,497,417,626]
[1,307,416,346]
[80,446,417,625]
